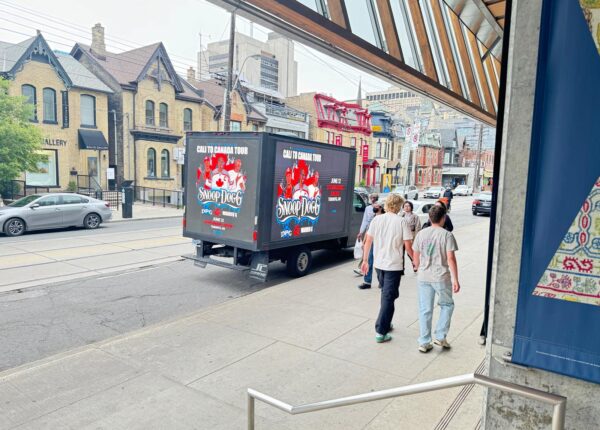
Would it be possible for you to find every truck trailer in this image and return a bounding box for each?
[183,132,365,281]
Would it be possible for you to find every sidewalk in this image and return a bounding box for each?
[110,202,183,222]
[0,221,490,430]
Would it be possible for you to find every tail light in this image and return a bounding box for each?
[473,200,481,205]
[105,202,110,208]
[183,217,187,228]
[253,230,257,242]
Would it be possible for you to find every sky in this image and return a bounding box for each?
[0,0,393,100]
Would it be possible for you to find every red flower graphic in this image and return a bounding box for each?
[216,178,225,188]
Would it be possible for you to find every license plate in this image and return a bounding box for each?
[482,202,491,206]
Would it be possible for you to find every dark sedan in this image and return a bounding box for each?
[472,192,493,215]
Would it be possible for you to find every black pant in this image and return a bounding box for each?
[375,269,403,335]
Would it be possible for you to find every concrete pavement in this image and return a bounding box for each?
[0,219,490,429]
[0,224,192,294]
[110,203,183,222]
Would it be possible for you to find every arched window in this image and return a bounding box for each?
[147,148,156,177]
[376,141,381,158]
[43,88,56,123]
[161,149,170,178]
[183,108,192,131]
[145,100,155,126]
[159,103,168,128]
[21,84,37,121]
[80,94,96,127]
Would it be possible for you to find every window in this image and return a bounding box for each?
[37,195,61,207]
[376,141,382,158]
[147,148,156,177]
[346,0,385,48]
[230,120,241,131]
[63,195,88,204]
[159,103,168,127]
[252,123,259,132]
[161,149,170,178]
[80,95,96,127]
[351,137,357,148]
[21,84,37,121]
[43,88,56,123]
[146,100,155,126]
[183,108,192,131]
[25,149,58,187]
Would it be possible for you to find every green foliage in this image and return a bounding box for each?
[67,180,77,192]
[582,0,600,8]
[359,179,366,187]
[0,77,45,182]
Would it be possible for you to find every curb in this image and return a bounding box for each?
[109,214,182,223]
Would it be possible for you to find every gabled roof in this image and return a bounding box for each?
[55,53,112,93]
[72,42,183,93]
[0,37,35,72]
[179,77,215,108]
[0,33,111,93]
[191,79,225,107]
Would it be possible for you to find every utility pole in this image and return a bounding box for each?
[223,10,236,132]
[473,123,484,192]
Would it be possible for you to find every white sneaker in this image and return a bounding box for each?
[434,338,451,349]
[418,343,433,353]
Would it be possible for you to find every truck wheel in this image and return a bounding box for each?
[286,246,312,277]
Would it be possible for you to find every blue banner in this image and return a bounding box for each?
[513,0,600,383]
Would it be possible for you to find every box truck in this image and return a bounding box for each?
[182,132,366,281]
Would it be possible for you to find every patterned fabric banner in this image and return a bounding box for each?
[512,0,600,383]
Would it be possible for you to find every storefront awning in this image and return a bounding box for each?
[79,129,109,150]
[363,159,379,167]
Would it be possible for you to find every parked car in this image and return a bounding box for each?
[354,187,370,202]
[454,185,473,196]
[423,186,445,199]
[472,192,493,216]
[391,185,418,200]
[0,193,112,237]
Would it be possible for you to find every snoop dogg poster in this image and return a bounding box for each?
[270,140,351,243]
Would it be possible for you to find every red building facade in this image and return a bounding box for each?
[416,145,443,188]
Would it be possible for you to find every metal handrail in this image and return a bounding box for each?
[247,373,566,430]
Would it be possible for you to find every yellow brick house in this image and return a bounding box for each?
[0,32,113,191]
[71,24,218,197]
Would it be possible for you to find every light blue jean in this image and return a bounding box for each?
[418,280,454,345]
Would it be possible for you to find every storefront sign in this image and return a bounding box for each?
[512,0,600,384]
[44,138,67,147]
[362,144,369,163]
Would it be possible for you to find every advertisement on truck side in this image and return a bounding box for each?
[185,137,260,243]
[271,140,351,242]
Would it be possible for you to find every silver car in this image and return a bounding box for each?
[0,193,112,237]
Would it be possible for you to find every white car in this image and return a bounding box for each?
[454,185,473,196]
[423,187,445,199]
[391,185,418,200]
[402,200,434,225]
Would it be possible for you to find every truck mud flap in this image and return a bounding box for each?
[249,251,269,282]
[182,254,249,272]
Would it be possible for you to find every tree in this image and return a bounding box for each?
[0,77,45,184]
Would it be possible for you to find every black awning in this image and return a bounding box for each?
[78,129,109,150]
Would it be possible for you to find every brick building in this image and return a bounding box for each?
[286,92,390,187]
[0,32,112,190]
[72,24,218,194]
[415,132,443,188]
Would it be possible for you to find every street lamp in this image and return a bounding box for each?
[223,54,261,131]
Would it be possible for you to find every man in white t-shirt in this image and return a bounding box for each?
[413,204,460,353]
[361,194,414,343]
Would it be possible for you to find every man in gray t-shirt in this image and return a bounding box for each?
[413,205,460,353]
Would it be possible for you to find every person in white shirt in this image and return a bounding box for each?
[211,154,229,190]
[361,194,415,343]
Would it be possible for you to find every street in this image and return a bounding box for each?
[0,195,488,372]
